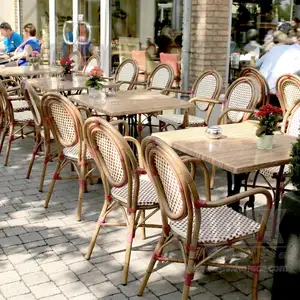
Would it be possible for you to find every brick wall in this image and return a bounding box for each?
[190,0,231,89]
[14,0,23,32]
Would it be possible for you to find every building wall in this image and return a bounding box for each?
[190,0,231,90]
[0,0,17,31]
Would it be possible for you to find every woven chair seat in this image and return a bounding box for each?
[63,144,92,161]
[112,175,159,207]
[14,111,33,122]
[170,206,260,244]
[157,114,205,128]
[11,100,30,112]
[259,165,289,179]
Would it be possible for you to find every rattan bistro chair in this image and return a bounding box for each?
[138,136,272,300]
[276,74,300,115]
[157,70,223,130]
[82,55,100,75]
[40,92,96,221]
[69,50,83,72]
[83,117,161,285]
[0,81,35,166]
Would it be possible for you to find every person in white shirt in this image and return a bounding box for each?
[256,38,300,96]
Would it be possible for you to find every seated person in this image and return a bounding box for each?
[257,36,300,95]
[243,29,263,59]
[9,23,40,66]
[0,22,23,55]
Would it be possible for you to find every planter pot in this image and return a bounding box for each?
[256,135,274,150]
[32,63,39,70]
[61,73,72,81]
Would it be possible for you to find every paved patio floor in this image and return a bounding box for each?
[0,134,277,300]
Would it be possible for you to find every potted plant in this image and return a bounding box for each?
[28,50,41,70]
[85,66,106,98]
[255,104,283,150]
[59,56,74,81]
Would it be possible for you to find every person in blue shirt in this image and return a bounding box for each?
[0,22,23,54]
[9,23,40,66]
[61,16,73,57]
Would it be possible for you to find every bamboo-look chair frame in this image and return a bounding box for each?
[69,50,83,72]
[158,70,223,131]
[247,100,300,238]
[40,92,97,221]
[24,83,56,192]
[276,74,300,115]
[0,81,35,166]
[138,136,272,300]
[83,117,161,285]
[82,55,100,75]
[239,67,270,106]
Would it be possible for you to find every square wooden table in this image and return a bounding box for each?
[70,91,193,142]
[0,65,63,78]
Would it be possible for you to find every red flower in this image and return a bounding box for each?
[60,56,73,66]
[255,104,282,118]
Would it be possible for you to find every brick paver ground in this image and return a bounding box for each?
[0,136,276,299]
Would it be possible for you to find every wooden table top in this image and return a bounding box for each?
[70,91,193,117]
[28,76,121,92]
[0,65,63,77]
[152,122,296,174]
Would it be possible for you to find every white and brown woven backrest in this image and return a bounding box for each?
[225,77,259,123]
[115,59,139,91]
[41,93,83,156]
[192,70,222,112]
[24,82,42,128]
[142,136,198,227]
[240,67,270,106]
[276,74,300,115]
[282,101,300,137]
[69,51,82,72]
[0,80,14,125]
[83,55,100,75]
[147,63,174,94]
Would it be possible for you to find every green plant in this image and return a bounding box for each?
[255,104,283,137]
[289,137,300,191]
[85,66,106,90]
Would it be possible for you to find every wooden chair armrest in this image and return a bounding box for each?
[8,96,25,101]
[124,136,144,168]
[163,88,192,95]
[77,106,92,119]
[189,97,221,104]
[110,120,129,136]
[133,81,147,86]
[2,79,19,86]
[217,108,255,125]
[101,76,114,80]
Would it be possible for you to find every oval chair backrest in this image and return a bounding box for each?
[192,70,223,111]
[225,77,259,123]
[84,117,137,190]
[276,74,300,115]
[24,82,42,128]
[142,136,197,230]
[41,93,83,149]
[239,67,270,106]
[0,80,13,122]
[147,63,174,93]
[284,101,300,137]
[159,53,180,78]
[115,59,139,91]
[69,51,82,72]
[83,55,100,75]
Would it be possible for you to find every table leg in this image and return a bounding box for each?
[183,109,189,128]
[137,113,143,143]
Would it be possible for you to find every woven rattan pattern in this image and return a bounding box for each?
[117,62,135,91]
[112,175,158,206]
[170,206,260,244]
[11,100,30,112]
[26,87,42,125]
[194,74,217,111]
[50,103,76,145]
[228,82,252,123]
[84,57,99,74]
[154,153,183,215]
[157,114,205,128]
[282,81,300,112]
[94,131,125,184]
[260,165,289,178]
[69,51,82,72]
[63,144,92,160]
[14,111,33,122]
[151,67,172,93]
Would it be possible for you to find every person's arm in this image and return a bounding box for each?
[10,45,32,61]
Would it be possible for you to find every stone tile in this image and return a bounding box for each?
[147,280,177,296]
[130,292,159,300]
[24,240,47,249]
[119,280,146,297]
[51,242,77,255]
[95,259,123,275]
[205,280,236,296]
[68,260,94,275]
[60,251,85,265]
[3,245,27,256]
[255,289,271,300]
[30,282,61,298]
[191,291,221,300]
[45,236,69,246]
[89,281,120,298]
[219,271,246,282]
[0,260,15,273]
[22,271,50,287]
[222,291,248,300]
[106,270,135,286]
[160,291,183,300]
[60,281,90,298]
[15,260,41,275]
[41,261,69,275]
[78,270,107,287]
[69,293,97,300]
[35,251,61,264]
[19,232,43,243]
[49,270,79,286]
[232,278,262,295]
[8,294,36,300]
[0,281,30,298]
[8,253,32,265]
[40,295,68,300]
[176,281,206,296]
[103,294,128,300]
[0,270,21,284]
[0,236,22,247]
[3,226,26,236]
[39,228,63,239]
[7,218,29,227]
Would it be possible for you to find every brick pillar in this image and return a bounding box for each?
[190,0,231,89]
[14,0,23,33]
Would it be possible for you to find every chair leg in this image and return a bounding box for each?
[4,124,14,166]
[88,162,94,185]
[77,163,87,221]
[182,256,196,299]
[0,126,7,155]
[26,138,42,179]
[148,116,153,134]
[140,210,146,240]
[44,158,63,208]
[210,165,216,189]
[39,147,50,192]
[122,213,136,285]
